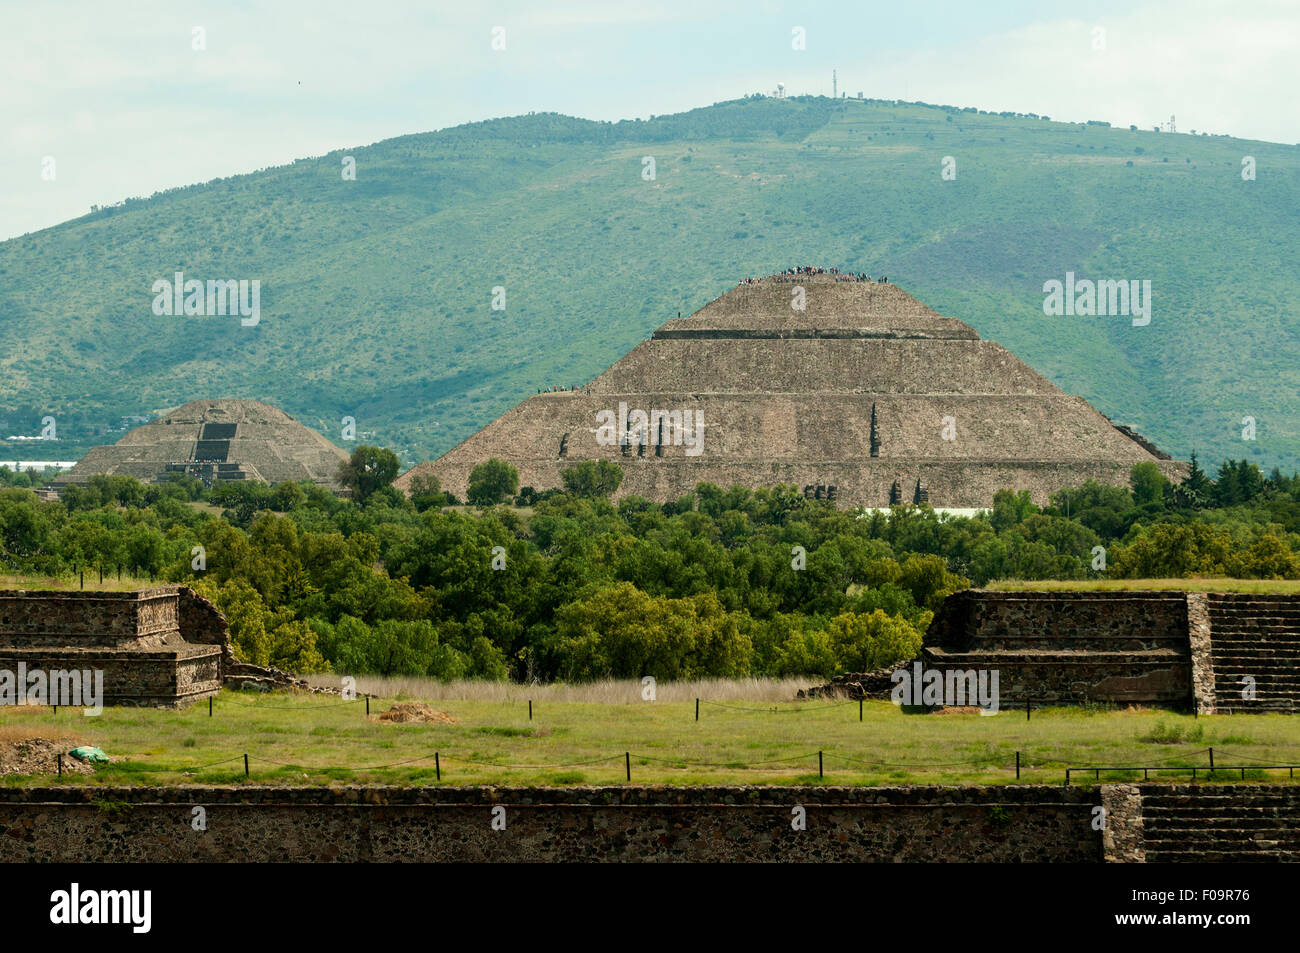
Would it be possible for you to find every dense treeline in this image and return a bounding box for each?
[0,453,1297,682]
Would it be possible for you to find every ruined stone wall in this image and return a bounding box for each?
[0,649,221,708]
[0,586,226,707]
[1100,784,1145,863]
[178,587,235,666]
[922,590,1193,706]
[867,590,1300,711]
[926,590,1190,652]
[0,785,1101,863]
[0,590,175,644]
[5,783,1291,862]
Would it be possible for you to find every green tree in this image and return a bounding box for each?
[561,460,624,498]
[1173,451,1212,507]
[467,458,518,506]
[1130,462,1170,507]
[553,582,750,679]
[337,446,401,503]
[826,610,924,673]
[897,554,970,610]
[270,481,307,511]
[990,489,1037,532]
[408,472,449,511]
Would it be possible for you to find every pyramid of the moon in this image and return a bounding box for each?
[54,399,348,490]
[396,274,1187,508]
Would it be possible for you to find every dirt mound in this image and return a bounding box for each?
[374,702,457,725]
[0,738,96,776]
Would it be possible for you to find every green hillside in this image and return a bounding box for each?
[1,96,1296,471]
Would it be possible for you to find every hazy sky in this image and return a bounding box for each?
[3,0,1297,241]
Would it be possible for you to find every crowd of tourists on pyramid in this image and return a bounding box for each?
[537,384,591,394]
[740,266,887,284]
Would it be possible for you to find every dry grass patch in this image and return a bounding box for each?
[0,715,93,777]
[310,676,815,704]
[373,702,457,725]
[0,737,95,776]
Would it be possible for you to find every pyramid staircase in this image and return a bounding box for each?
[1140,786,1300,862]
[1207,594,1300,712]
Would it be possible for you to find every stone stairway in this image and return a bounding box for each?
[1140,786,1300,862]
[1207,594,1300,712]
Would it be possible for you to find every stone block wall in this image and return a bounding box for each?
[906,589,1300,711]
[178,587,235,667]
[2,782,1290,862]
[0,589,177,645]
[0,586,227,707]
[0,649,220,708]
[926,590,1190,652]
[922,590,1193,706]
[0,785,1101,863]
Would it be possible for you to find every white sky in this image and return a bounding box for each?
[2,0,1297,241]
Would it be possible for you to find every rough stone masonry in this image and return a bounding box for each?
[396,274,1186,508]
[0,586,303,708]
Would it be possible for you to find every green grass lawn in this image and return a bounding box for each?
[4,688,1297,788]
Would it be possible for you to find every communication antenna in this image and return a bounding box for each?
[833,70,837,99]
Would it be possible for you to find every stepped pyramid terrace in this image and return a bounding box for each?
[397,273,1187,508]
[53,399,348,491]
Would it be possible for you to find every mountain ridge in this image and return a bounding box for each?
[1,95,1295,473]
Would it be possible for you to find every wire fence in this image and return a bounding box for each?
[1064,747,1300,785]
[56,744,1300,786]
[37,691,1300,786]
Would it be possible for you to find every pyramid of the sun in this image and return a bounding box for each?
[397,275,1186,507]
[55,399,348,490]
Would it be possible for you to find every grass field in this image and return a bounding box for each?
[988,578,1300,594]
[8,575,1296,596]
[3,687,1297,789]
[0,573,160,592]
